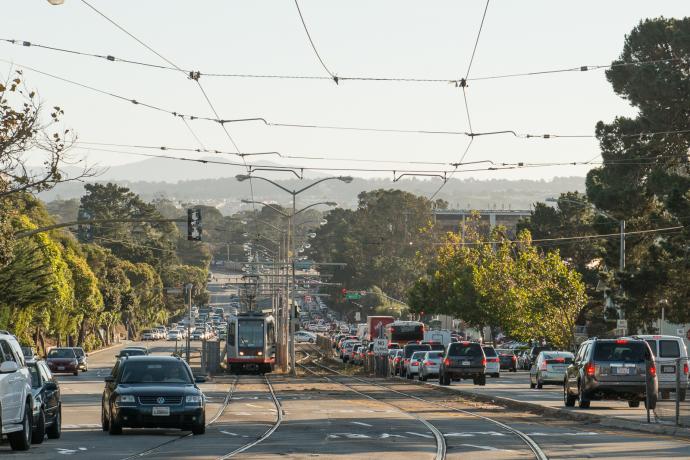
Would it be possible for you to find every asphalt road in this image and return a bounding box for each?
[2,342,690,458]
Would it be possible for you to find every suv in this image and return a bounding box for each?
[0,332,34,450]
[439,341,486,386]
[564,338,657,409]
[627,335,688,401]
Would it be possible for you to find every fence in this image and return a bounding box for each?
[653,357,690,427]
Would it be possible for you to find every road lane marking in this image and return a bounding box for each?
[221,431,238,436]
[351,421,373,427]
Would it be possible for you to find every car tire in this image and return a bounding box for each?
[439,373,450,386]
[564,380,576,407]
[108,407,122,435]
[406,371,412,380]
[419,373,427,382]
[46,406,61,439]
[536,375,543,389]
[628,400,640,408]
[661,390,670,400]
[9,402,32,451]
[578,384,590,408]
[73,370,79,376]
[32,409,46,444]
[477,375,486,386]
[529,379,536,389]
[493,373,500,378]
[101,403,110,431]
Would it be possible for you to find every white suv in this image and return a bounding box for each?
[0,332,33,450]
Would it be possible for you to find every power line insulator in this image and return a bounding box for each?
[189,71,202,81]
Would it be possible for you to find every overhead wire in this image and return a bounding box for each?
[2,37,683,85]
[293,0,337,82]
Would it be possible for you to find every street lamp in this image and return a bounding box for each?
[236,175,350,375]
[47,0,65,4]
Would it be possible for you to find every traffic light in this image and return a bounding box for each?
[187,208,202,241]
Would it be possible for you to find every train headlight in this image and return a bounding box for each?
[239,351,244,356]
[257,351,263,356]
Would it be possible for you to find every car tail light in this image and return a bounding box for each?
[461,341,470,345]
[585,362,595,377]
[394,357,401,363]
[615,339,628,344]
[649,364,657,377]
[540,362,547,371]
[511,355,517,362]
[481,357,487,366]
[684,362,689,375]
[444,358,450,366]
[423,360,433,366]
[488,358,499,363]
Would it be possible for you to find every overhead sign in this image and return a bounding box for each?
[346,293,361,300]
[373,338,389,355]
[355,312,361,322]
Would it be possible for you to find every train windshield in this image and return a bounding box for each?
[238,320,264,348]
[390,324,424,342]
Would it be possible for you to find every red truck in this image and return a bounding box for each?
[367,316,395,342]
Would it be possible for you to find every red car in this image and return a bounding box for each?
[46,347,80,375]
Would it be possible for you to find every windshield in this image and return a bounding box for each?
[73,348,84,357]
[448,343,482,357]
[483,347,498,357]
[119,361,192,384]
[403,344,430,358]
[427,352,443,359]
[594,342,647,363]
[238,320,264,348]
[48,348,75,359]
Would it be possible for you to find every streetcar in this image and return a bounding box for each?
[386,320,425,346]
[226,311,276,374]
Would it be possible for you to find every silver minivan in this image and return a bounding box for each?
[627,335,688,400]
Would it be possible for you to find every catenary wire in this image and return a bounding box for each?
[293,0,337,82]
[4,58,689,143]
[2,38,683,84]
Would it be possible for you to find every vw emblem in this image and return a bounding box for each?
[156,397,165,404]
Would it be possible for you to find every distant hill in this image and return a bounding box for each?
[41,166,585,214]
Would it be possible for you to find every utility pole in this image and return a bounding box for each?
[290,196,297,377]
[185,283,193,364]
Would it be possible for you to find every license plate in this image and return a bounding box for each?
[662,365,676,373]
[613,367,630,375]
[551,366,565,371]
[461,361,470,366]
[152,406,170,416]
[58,366,65,370]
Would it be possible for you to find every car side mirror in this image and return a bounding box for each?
[104,375,115,383]
[194,375,207,383]
[0,361,18,374]
[44,381,58,391]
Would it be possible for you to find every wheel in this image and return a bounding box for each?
[108,406,122,435]
[32,409,45,444]
[529,379,536,389]
[536,375,543,389]
[419,373,427,382]
[309,339,314,343]
[73,370,79,376]
[439,373,450,386]
[406,371,412,380]
[9,402,32,451]
[680,389,687,401]
[578,384,590,408]
[510,368,516,373]
[493,373,500,378]
[478,375,486,386]
[46,406,61,439]
[191,413,205,435]
[628,400,640,408]
[661,390,670,400]
[564,380,576,407]
[101,402,110,431]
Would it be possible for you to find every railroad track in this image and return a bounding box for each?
[305,346,548,460]
[299,362,446,460]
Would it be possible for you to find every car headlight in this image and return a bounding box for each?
[116,395,135,405]
[185,395,203,404]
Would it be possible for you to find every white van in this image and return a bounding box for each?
[628,335,688,400]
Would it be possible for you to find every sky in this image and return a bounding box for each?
[4,0,688,187]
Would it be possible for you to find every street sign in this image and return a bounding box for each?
[373,338,388,355]
[346,293,361,300]
[355,312,361,321]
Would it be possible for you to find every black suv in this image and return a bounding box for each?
[564,338,658,409]
[101,356,206,435]
[439,341,486,386]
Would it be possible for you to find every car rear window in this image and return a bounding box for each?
[428,351,443,359]
[483,347,498,357]
[594,342,646,363]
[404,344,431,358]
[448,343,482,357]
[659,340,681,358]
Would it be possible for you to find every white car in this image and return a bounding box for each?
[0,331,33,450]
[483,345,501,378]
[418,351,444,381]
[167,330,181,341]
[295,331,317,343]
[141,330,155,341]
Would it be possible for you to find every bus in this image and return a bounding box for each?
[386,320,425,346]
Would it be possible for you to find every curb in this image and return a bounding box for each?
[87,341,129,356]
[423,383,690,439]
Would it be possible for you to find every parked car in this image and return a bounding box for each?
[529,351,573,388]
[400,343,432,378]
[626,334,688,401]
[439,341,486,386]
[564,338,657,409]
[0,331,34,450]
[72,347,88,372]
[496,349,518,372]
[27,359,62,443]
[46,348,79,376]
[418,351,444,381]
[483,346,500,378]
[101,356,206,434]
